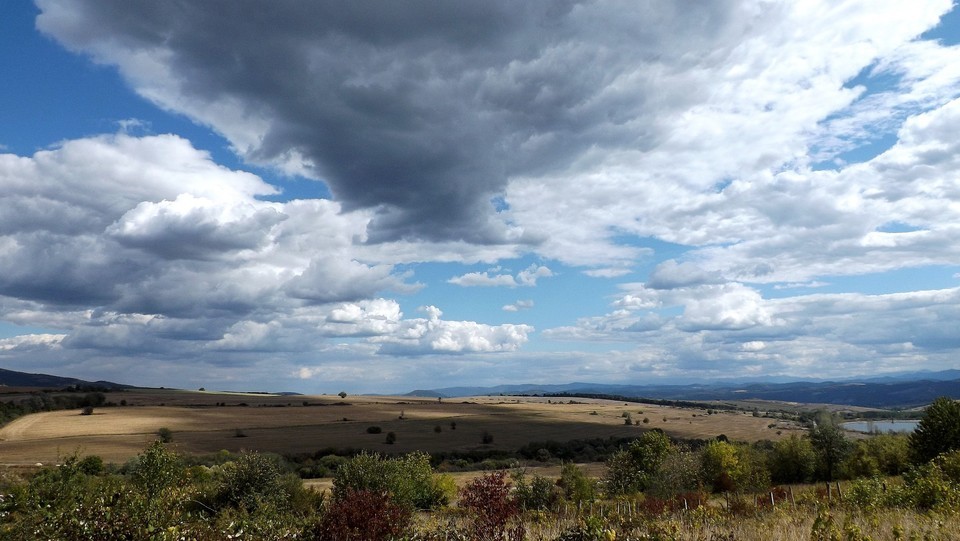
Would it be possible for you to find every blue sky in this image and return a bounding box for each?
[2,1,960,393]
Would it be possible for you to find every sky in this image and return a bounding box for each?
[1,1,960,394]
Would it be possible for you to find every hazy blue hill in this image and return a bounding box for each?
[426,371,960,408]
[0,367,129,390]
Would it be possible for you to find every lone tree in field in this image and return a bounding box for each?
[809,412,851,480]
[910,396,960,464]
[338,391,347,399]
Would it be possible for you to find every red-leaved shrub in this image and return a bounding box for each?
[458,471,524,541]
[312,489,411,541]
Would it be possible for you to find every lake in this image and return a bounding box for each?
[842,420,920,434]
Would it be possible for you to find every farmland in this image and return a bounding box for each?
[0,388,792,465]
[3,388,959,541]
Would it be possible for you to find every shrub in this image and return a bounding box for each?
[77,455,105,476]
[846,476,890,510]
[312,489,411,541]
[898,450,960,510]
[129,440,185,500]
[366,425,382,434]
[459,470,523,541]
[482,431,494,444]
[80,406,94,416]
[557,462,596,503]
[648,449,701,498]
[157,427,173,443]
[386,431,397,444]
[206,451,304,514]
[604,430,673,495]
[511,469,557,510]
[332,451,449,510]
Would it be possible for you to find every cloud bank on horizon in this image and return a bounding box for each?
[1,0,959,392]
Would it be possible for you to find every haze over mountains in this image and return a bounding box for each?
[408,370,960,409]
[3,367,958,410]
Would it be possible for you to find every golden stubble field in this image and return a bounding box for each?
[0,389,797,465]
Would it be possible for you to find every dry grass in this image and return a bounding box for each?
[515,507,960,541]
[0,389,795,465]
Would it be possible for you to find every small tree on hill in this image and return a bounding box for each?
[809,412,851,481]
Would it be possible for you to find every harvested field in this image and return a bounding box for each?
[0,389,797,465]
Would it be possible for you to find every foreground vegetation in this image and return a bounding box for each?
[1,397,958,540]
[3,442,960,540]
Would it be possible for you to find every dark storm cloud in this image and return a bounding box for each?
[37,0,741,242]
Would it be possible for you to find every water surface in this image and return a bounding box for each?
[842,420,919,433]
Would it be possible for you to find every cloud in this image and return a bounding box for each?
[448,271,518,288]
[10,1,960,391]
[285,257,416,304]
[32,0,841,244]
[0,133,429,345]
[107,194,286,260]
[677,283,775,331]
[0,333,65,352]
[583,268,633,278]
[449,264,552,287]
[544,285,960,379]
[34,0,959,272]
[372,306,534,355]
[647,260,724,290]
[503,300,534,312]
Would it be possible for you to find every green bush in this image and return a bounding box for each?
[604,430,673,495]
[205,451,306,514]
[648,449,701,498]
[845,476,890,510]
[899,450,960,511]
[129,440,185,499]
[511,469,557,510]
[557,462,596,504]
[332,451,449,510]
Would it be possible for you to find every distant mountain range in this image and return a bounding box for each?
[0,368,129,390]
[407,370,960,409]
[3,365,957,409]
